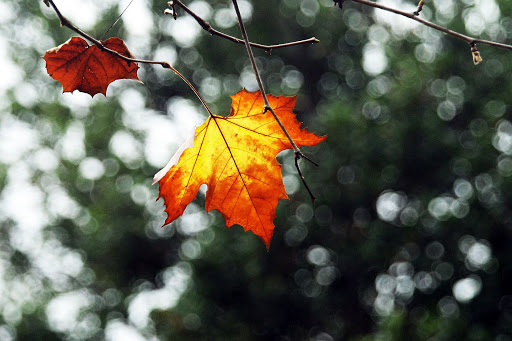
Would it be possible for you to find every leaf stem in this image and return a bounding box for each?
[167,0,319,54]
[231,0,317,202]
[43,0,213,117]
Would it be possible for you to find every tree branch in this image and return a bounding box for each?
[43,0,214,116]
[167,0,319,54]
[344,0,512,62]
[231,0,318,202]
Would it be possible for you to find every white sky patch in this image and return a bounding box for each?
[57,121,86,164]
[118,90,205,169]
[189,1,212,20]
[31,240,85,283]
[121,0,153,37]
[144,116,180,168]
[178,203,211,235]
[167,97,206,127]
[214,8,238,29]
[120,88,146,109]
[307,246,330,266]
[130,184,151,206]
[374,0,419,35]
[128,263,191,329]
[41,0,100,32]
[153,125,196,184]
[240,69,259,91]
[232,0,253,21]
[477,0,501,23]
[453,276,482,303]
[119,89,146,125]
[60,92,95,118]
[109,130,143,165]
[432,0,457,23]
[31,148,60,173]
[466,242,492,269]
[11,16,55,54]
[5,162,33,185]
[462,0,500,36]
[0,181,49,235]
[4,272,44,318]
[79,157,106,180]
[493,120,512,155]
[362,43,388,76]
[376,191,407,222]
[0,1,16,24]
[46,290,95,333]
[368,24,391,44]
[0,115,40,165]
[105,320,148,341]
[167,16,202,48]
[200,77,223,102]
[462,0,501,36]
[46,187,81,220]
[121,103,163,133]
[13,82,39,108]
[152,44,178,67]
[214,0,252,29]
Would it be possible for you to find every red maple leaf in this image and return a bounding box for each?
[154,90,326,249]
[43,36,140,96]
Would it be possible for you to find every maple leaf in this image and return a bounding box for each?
[43,36,140,97]
[154,89,326,249]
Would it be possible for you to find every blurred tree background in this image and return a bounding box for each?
[1,0,512,339]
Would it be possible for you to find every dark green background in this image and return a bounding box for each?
[1,0,512,339]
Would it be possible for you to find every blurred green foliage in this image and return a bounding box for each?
[2,0,512,340]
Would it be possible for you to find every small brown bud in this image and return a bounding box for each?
[333,0,344,9]
[471,45,483,65]
[414,0,425,16]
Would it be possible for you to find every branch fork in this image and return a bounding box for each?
[45,0,512,200]
[231,0,319,202]
[166,0,319,55]
[344,0,512,64]
[43,0,321,200]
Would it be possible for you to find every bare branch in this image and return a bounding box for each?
[45,0,165,66]
[167,0,319,54]
[295,154,316,202]
[231,0,318,202]
[44,0,214,117]
[346,0,512,55]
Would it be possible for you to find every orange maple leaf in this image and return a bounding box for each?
[43,36,140,97]
[154,90,326,249]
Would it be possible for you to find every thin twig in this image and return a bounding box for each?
[295,155,316,202]
[44,0,213,116]
[101,0,135,40]
[231,0,317,202]
[167,0,319,54]
[348,0,512,52]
